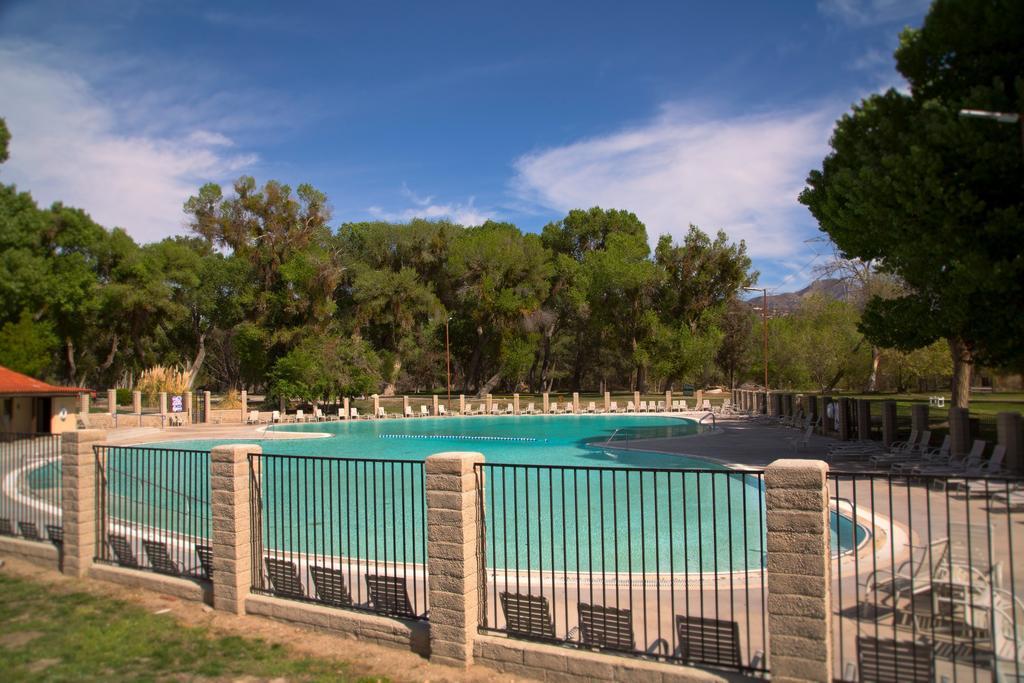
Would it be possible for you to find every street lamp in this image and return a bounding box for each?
[744,286,769,414]
[959,108,1023,159]
[445,315,452,413]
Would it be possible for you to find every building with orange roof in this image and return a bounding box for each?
[0,365,90,434]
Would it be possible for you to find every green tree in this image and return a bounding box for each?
[0,311,58,377]
[799,0,1024,407]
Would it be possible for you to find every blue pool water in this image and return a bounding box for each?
[108,415,864,572]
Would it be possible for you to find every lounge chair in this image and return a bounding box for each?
[565,402,576,414]
[586,401,597,413]
[656,400,666,412]
[504,402,513,414]
[626,401,636,413]
[108,534,140,568]
[309,565,353,607]
[680,400,689,411]
[0,518,12,536]
[787,425,815,452]
[500,591,557,640]
[525,402,535,415]
[992,487,1024,509]
[911,439,985,475]
[578,603,635,652]
[265,557,305,599]
[143,540,182,576]
[890,435,950,473]
[419,405,429,417]
[549,402,560,414]
[313,407,326,421]
[196,544,213,579]
[295,409,307,422]
[271,410,282,423]
[376,406,387,419]
[350,407,360,419]
[17,521,41,541]
[701,399,712,411]
[869,431,931,466]
[365,574,415,618]
[856,636,933,683]
[861,539,949,612]
[46,524,63,550]
[247,410,260,424]
[639,400,648,413]
[675,615,742,669]
[438,404,448,416]
[608,401,618,413]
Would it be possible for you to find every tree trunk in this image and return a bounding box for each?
[476,372,502,398]
[186,331,206,389]
[382,357,402,396]
[65,337,77,384]
[867,346,881,392]
[98,334,119,373]
[949,337,974,408]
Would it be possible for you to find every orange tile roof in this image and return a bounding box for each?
[0,365,89,396]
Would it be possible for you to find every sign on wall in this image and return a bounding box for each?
[171,395,184,413]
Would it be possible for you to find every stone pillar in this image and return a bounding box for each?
[425,451,484,667]
[948,407,971,456]
[343,396,350,420]
[403,395,410,417]
[604,391,611,412]
[204,391,212,424]
[132,390,142,415]
[856,399,871,441]
[185,391,193,423]
[910,403,929,435]
[240,390,247,422]
[211,444,260,615]
[765,459,833,682]
[107,389,117,415]
[159,392,168,415]
[433,394,440,416]
[512,393,519,415]
[542,392,550,413]
[372,394,380,418]
[837,397,851,441]
[485,394,493,415]
[61,429,106,577]
[783,394,792,418]
[459,394,466,415]
[997,412,1023,473]
[806,395,818,423]
[767,393,776,417]
[881,401,897,447]
[695,389,704,410]
[572,392,579,413]
[665,390,672,412]
[279,395,286,415]
[79,392,90,416]
[633,390,641,411]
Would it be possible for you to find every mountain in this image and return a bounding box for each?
[745,278,851,315]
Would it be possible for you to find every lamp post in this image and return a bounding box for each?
[959,108,1023,159]
[744,286,769,413]
[445,315,452,413]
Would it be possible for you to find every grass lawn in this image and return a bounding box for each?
[0,573,385,682]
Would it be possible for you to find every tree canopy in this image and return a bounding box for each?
[799,0,1024,406]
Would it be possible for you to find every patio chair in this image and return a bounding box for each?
[18,521,41,541]
[247,410,260,424]
[626,401,636,413]
[608,401,618,413]
[701,399,712,411]
[675,615,742,669]
[506,403,514,414]
[549,402,560,414]
[525,402,536,415]
[680,400,689,411]
[309,565,353,607]
[856,636,933,683]
[365,574,415,618]
[861,538,949,612]
[45,524,63,550]
[890,435,950,473]
[587,401,597,413]
[656,400,666,411]
[639,400,648,413]
[438,404,448,416]
[0,517,12,536]
[912,439,986,476]
[350,407,360,419]
[500,591,557,640]
[195,544,213,579]
[265,557,305,599]
[313,407,325,421]
[108,534,140,568]
[143,540,182,577]
[376,406,387,419]
[787,425,815,453]
[295,409,307,422]
[577,603,635,652]
[271,410,282,423]
[869,431,931,466]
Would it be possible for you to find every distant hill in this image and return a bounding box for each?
[745,278,852,315]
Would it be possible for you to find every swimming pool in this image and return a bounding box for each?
[121,414,862,573]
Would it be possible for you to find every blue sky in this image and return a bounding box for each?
[0,0,930,291]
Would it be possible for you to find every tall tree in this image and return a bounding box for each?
[800,0,1024,407]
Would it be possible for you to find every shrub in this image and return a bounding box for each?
[136,366,190,405]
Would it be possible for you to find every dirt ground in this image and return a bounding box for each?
[0,555,533,683]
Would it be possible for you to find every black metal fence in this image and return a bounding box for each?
[475,462,769,675]
[248,453,429,620]
[829,471,1024,682]
[0,432,62,544]
[93,445,212,580]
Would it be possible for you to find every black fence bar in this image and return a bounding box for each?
[93,445,212,580]
[829,470,1024,682]
[248,452,428,620]
[0,432,62,544]
[476,462,769,675]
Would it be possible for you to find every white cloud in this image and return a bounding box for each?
[0,44,257,242]
[367,186,495,226]
[511,104,838,260]
[818,0,929,27]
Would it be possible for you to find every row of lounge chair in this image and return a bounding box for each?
[0,518,62,547]
[263,557,416,617]
[102,533,213,580]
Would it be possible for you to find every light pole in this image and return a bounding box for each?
[959,108,1023,159]
[744,286,769,414]
[445,315,452,413]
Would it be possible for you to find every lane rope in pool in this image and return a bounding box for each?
[378,434,546,443]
